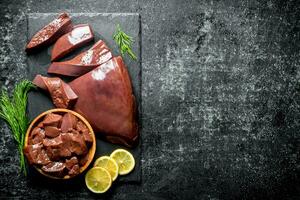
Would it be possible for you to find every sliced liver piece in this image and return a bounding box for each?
[61,132,87,156]
[24,143,51,165]
[36,149,51,165]
[76,121,92,143]
[42,113,62,127]
[24,143,42,164]
[69,56,138,147]
[68,164,80,176]
[43,134,73,159]
[45,147,60,161]
[61,113,78,132]
[48,40,112,77]
[82,131,93,144]
[46,146,72,160]
[41,162,66,173]
[30,127,45,145]
[44,126,60,138]
[31,127,43,137]
[43,135,63,147]
[26,12,72,53]
[65,156,78,171]
[33,75,78,109]
[76,120,88,132]
[51,24,94,61]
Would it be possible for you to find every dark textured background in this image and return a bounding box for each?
[0,0,300,199]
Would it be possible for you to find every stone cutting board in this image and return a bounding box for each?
[26,13,141,184]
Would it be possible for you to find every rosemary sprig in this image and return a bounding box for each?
[0,80,35,175]
[113,24,137,60]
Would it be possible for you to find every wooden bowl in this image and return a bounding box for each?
[24,108,96,179]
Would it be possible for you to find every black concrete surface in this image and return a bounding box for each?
[0,0,299,199]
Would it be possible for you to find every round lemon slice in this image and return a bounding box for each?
[110,149,135,175]
[85,167,112,193]
[94,156,119,181]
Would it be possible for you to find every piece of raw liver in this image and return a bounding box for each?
[60,113,78,132]
[41,162,66,173]
[30,127,45,144]
[43,135,63,148]
[48,40,113,77]
[76,121,93,144]
[41,113,62,127]
[44,126,60,138]
[24,143,51,165]
[68,164,80,176]
[26,12,72,53]
[61,132,87,156]
[69,56,138,147]
[33,75,78,109]
[51,24,94,61]
[43,135,73,159]
[65,157,78,170]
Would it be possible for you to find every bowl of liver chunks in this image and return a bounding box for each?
[24,108,96,179]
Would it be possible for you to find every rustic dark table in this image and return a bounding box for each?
[0,0,299,199]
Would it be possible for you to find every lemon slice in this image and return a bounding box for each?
[85,167,112,193]
[110,149,135,175]
[94,156,119,181]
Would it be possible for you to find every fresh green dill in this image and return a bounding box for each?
[0,80,35,175]
[113,24,137,60]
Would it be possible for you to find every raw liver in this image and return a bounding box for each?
[65,157,78,170]
[51,24,94,61]
[44,126,60,138]
[24,143,51,165]
[33,75,78,109]
[61,132,87,156]
[60,113,78,132]
[30,127,45,144]
[26,12,72,53]
[41,162,66,174]
[69,56,138,147]
[42,113,62,127]
[48,40,113,77]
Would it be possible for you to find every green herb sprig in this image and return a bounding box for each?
[113,24,137,60]
[0,80,35,175]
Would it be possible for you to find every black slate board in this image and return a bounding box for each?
[26,13,141,182]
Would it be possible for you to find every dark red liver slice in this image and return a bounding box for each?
[41,162,66,173]
[43,135,72,159]
[60,113,78,132]
[43,134,63,147]
[42,113,62,127]
[61,132,87,156]
[26,12,72,53]
[65,157,78,170]
[48,40,113,77]
[24,143,51,165]
[69,56,138,147]
[44,126,60,138]
[33,75,78,109]
[51,24,94,61]
[30,127,45,145]
[68,164,80,176]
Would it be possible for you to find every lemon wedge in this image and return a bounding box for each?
[110,149,135,175]
[94,156,119,181]
[85,167,112,193]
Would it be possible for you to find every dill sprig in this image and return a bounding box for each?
[113,24,137,60]
[0,80,35,176]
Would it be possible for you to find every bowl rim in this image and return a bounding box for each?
[24,108,96,179]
